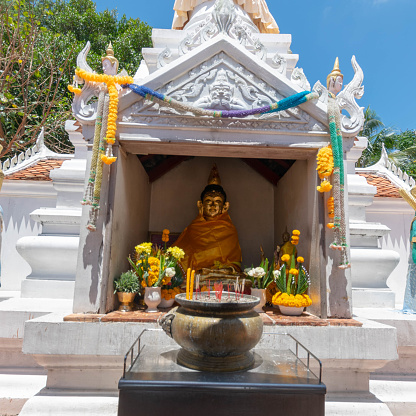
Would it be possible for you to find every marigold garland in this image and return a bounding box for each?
[67,84,82,95]
[272,292,312,308]
[317,180,332,193]
[161,286,181,300]
[316,145,334,179]
[74,68,134,166]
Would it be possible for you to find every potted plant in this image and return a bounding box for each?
[128,242,185,312]
[113,271,140,312]
[245,258,276,312]
[272,230,312,315]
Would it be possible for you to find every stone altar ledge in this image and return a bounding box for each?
[63,307,363,327]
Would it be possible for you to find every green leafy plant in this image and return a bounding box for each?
[245,258,276,289]
[113,270,140,294]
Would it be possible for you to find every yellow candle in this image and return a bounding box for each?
[186,268,191,300]
[190,270,195,300]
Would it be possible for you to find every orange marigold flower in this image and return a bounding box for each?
[281,254,290,262]
[292,230,300,236]
[297,257,304,263]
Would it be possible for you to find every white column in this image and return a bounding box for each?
[16,121,87,299]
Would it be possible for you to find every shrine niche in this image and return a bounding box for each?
[69,0,364,320]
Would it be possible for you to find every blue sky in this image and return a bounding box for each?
[96,0,416,132]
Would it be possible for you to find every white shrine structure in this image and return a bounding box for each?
[0,1,415,415]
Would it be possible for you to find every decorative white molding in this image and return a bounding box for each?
[291,67,310,91]
[271,53,287,75]
[336,56,365,137]
[357,143,416,190]
[2,128,70,176]
[120,52,327,133]
[179,0,267,61]
[157,47,172,69]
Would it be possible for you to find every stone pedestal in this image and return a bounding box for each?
[16,121,86,299]
[347,138,399,308]
[19,315,398,416]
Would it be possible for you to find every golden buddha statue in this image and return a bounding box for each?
[279,229,297,259]
[175,165,242,279]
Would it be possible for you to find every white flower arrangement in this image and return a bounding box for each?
[165,267,176,278]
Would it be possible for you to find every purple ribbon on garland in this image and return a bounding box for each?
[123,84,319,119]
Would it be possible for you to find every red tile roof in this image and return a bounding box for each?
[6,159,67,181]
[358,173,401,198]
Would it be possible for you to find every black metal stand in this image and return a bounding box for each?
[118,330,326,416]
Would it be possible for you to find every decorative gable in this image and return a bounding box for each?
[119,37,329,137]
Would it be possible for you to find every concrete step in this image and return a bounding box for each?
[0,372,47,416]
[370,379,416,416]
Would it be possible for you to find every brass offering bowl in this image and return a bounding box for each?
[160,292,263,372]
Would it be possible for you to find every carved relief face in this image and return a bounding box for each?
[329,75,343,95]
[210,82,232,104]
[102,59,117,76]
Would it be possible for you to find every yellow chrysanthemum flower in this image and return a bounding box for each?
[135,242,152,256]
[167,246,185,261]
[281,254,290,263]
[297,257,304,263]
[292,230,300,236]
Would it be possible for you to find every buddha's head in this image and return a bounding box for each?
[282,230,290,243]
[197,165,230,220]
[101,42,119,76]
[326,57,343,96]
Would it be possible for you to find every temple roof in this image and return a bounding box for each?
[2,129,71,182]
[357,173,401,198]
[356,144,414,198]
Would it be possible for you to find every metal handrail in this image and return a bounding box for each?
[123,329,322,383]
[263,332,323,383]
[123,328,162,377]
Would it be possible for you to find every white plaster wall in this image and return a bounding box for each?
[149,157,274,268]
[274,159,312,264]
[366,197,414,306]
[0,182,56,291]
[105,152,151,311]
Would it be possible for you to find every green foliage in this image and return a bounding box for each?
[275,259,310,296]
[113,270,140,294]
[0,0,152,159]
[358,106,416,178]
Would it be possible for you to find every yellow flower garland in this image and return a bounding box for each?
[74,68,134,165]
[67,84,82,95]
[161,286,181,300]
[272,292,312,308]
[316,145,334,179]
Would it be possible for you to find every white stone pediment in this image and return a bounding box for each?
[119,36,328,135]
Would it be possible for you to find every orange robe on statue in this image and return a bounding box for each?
[175,212,242,272]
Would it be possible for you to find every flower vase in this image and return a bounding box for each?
[159,297,175,308]
[117,292,136,312]
[251,288,266,313]
[279,305,305,316]
[144,287,162,312]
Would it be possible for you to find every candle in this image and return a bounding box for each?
[190,270,195,300]
[242,279,245,296]
[186,268,191,300]
[208,280,210,299]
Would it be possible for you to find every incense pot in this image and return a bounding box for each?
[160,292,263,372]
